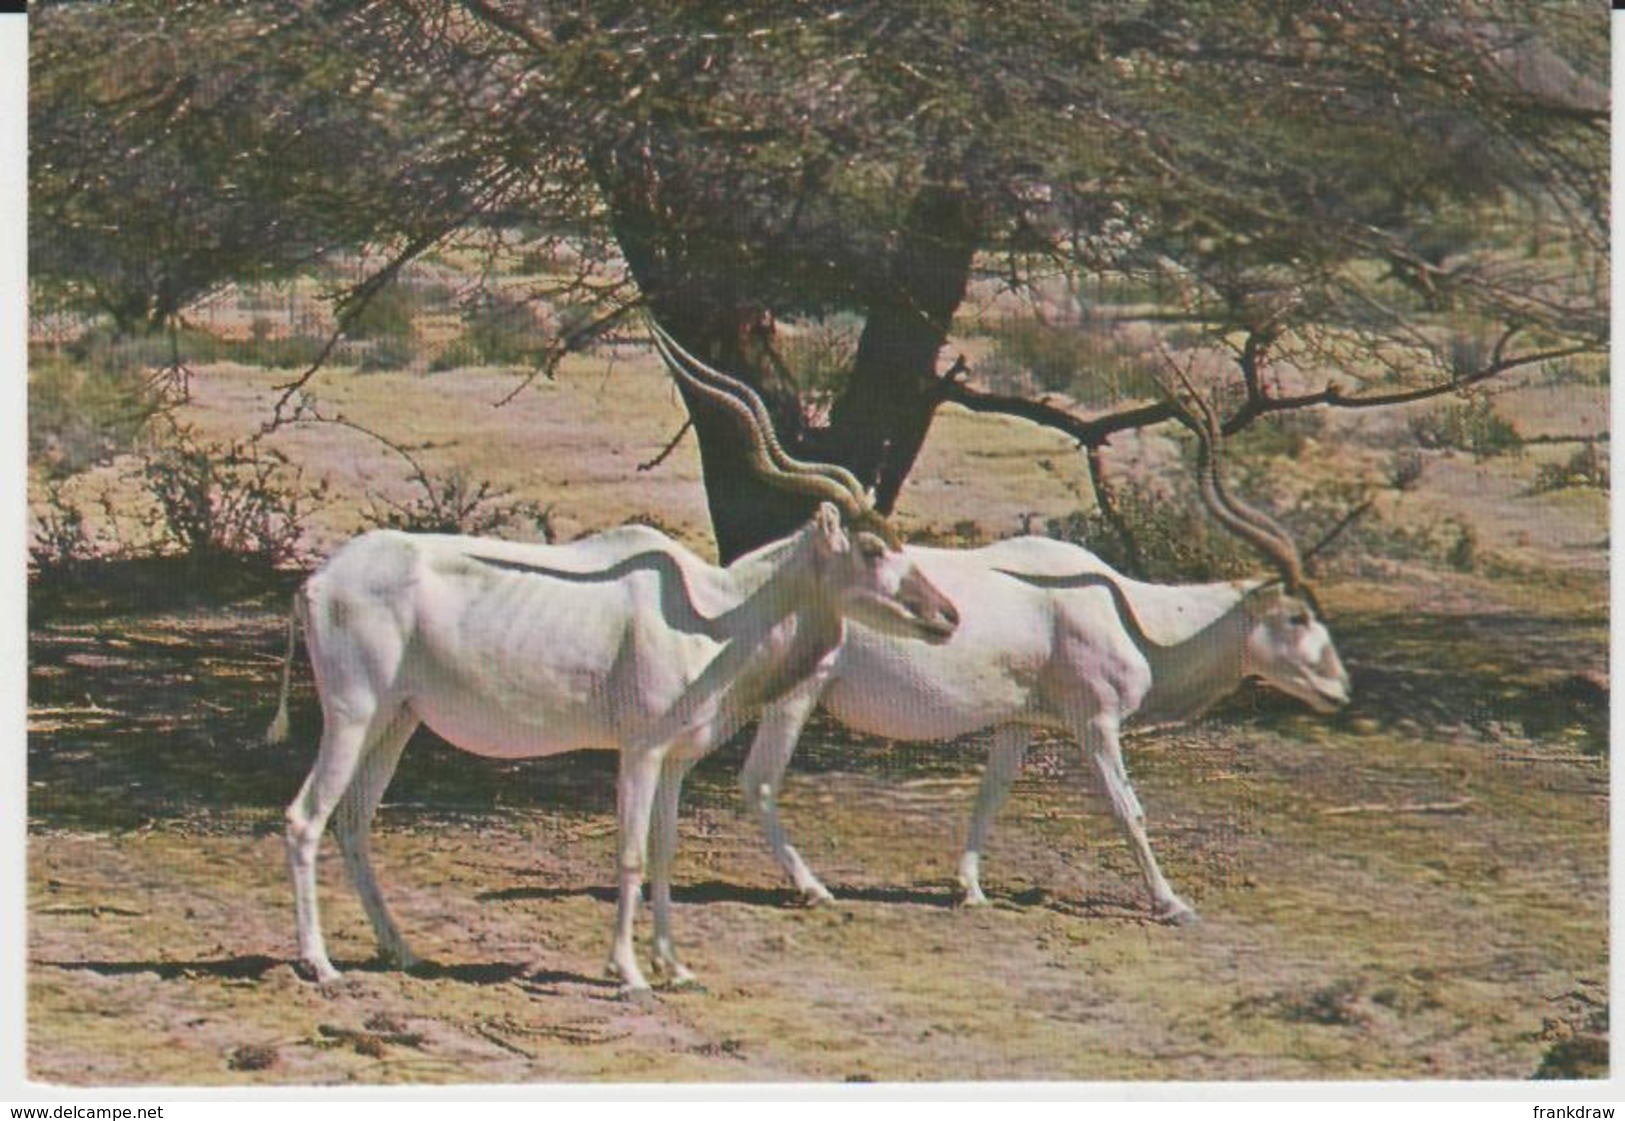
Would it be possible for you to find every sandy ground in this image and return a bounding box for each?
[24,354,1609,1087]
[25,628,1609,1083]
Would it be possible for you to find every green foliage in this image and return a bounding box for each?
[1409,397,1523,459]
[1046,480,1255,583]
[1534,442,1609,493]
[342,280,442,370]
[27,2,1607,550]
[451,290,546,368]
[344,282,419,342]
[1444,520,1477,573]
[29,4,466,332]
[63,326,197,371]
[29,348,163,477]
[236,333,332,371]
[363,467,553,541]
[356,336,418,374]
[980,317,1160,405]
[1533,1030,1609,1081]
[778,315,863,409]
[1230,409,1327,461]
[1386,447,1426,492]
[137,425,325,569]
[1333,500,1508,576]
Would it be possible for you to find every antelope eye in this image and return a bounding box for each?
[1290,611,1313,627]
[856,535,887,560]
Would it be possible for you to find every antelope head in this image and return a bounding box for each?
[1174,386,1351,713]
[647,314,958,641]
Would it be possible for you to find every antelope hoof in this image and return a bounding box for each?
[381,946,422,972]
[652,955,702,991]
[621,984,658,1010]
[664,971,706,994]
[799,884,836,908]
[1155,901,1201,927]
[957,885,991,909]
[606,956,654,998]
[298,958,343,985]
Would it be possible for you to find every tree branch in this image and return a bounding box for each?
[933,342,1598,451]
[490,299,640,407]
[1302,496,1375,573]
[934,367,1174,448]
[637,418,693,472]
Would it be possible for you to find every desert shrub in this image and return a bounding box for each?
[1053,458,1388,584]
[1532,998,1609,1080]
[1326,508,1466,574]
[979,316,1159,405]
[1444,520,1477,572]
[138,424,325,569]
[1273,478,1378,575]
[31,426,324,589]
[1409,396,1522,458]
[363,465,553,540]
[427,347,464,374]
[235,332,331,370]
[1387,447,1426,491]
[29,482,100,578]
[983,318,1088,394]
[29,350,163,477]
[451,289,545,367]
[405,278,457,313]
[616,512,702,547]
[1534,441,1609,493]
[1541,355,1609,388]
[356,335,417,373]
[343,280,418,342]
[1046,478,1256,583]
[66,324,200,371]
[516,241,577,276]
[907,518,987,548]
[1231,409,1327,460]
[67,323,254,381]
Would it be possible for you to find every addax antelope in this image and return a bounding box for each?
[697,364,1350,924]
[267,317,958,995]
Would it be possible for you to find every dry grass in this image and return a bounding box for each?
[25,301,1609,1086]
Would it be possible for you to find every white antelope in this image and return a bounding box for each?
[723,384,1353,924]
[266,319,959,995]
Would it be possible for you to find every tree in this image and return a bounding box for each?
[29,1,478,333]
[31,2,1607,561]
[347,0,1612,559]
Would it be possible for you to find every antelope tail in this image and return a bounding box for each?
[264,600,299,745]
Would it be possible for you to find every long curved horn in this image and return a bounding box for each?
[1172,385,1311,599]
[647,314,901,545]
[647,315,870,503]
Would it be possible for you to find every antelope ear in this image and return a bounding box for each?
[814,502,849,551]
[1245,582,1287,609]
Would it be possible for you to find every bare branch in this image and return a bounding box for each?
[637,419,693,472]
[1301,497,1375,574]
[490,299,641,408]
[934,372,1175,449]
[934,340,1596,454]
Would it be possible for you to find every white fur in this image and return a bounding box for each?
[270,503,957,993]
[739,535,1350,921]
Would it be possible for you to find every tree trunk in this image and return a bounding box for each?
[657,303,827,564]
[820,185,979,515]
[598,139,977,561]
[594,141,824,561]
